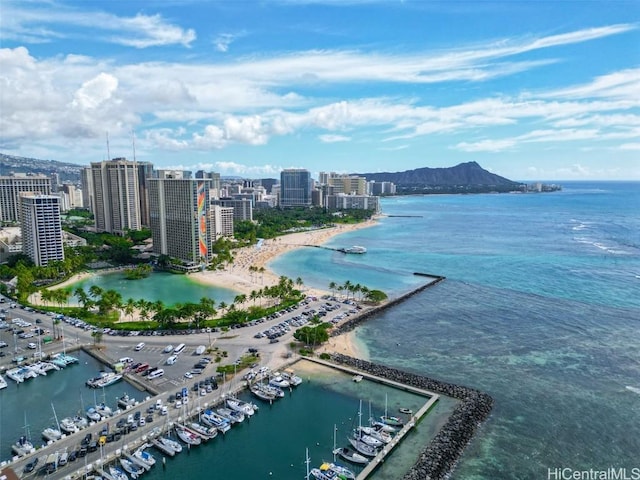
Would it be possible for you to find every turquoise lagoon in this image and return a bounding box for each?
[68,271,239,306]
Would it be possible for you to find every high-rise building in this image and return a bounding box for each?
[0,175,52,223]
[280,169,311,207]
[211,198,253,222]
[321,173,367,195]
[211,205,234,239]
[148,178,215,265]
[136,162,154,227]
[91,158,149,235]
[80,167,94,212]
[19,193,64,266]
[325,193,380,212]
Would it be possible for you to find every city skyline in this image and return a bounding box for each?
[1,1,639,180]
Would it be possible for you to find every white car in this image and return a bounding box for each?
[27,342,37,349]
[134,342,145,351]
[163,345,174,353]
[184,372,193,379]
[166,355,177,365]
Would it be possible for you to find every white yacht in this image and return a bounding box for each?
[226,397,256,416]
[0,374,7,389]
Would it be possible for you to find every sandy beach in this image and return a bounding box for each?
[190,219,377,299]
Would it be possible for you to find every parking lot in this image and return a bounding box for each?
[0,293,370,394]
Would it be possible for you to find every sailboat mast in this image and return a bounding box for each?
[51,403,61,431]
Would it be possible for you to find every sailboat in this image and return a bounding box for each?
[42,403,63,442]
[347,400,379,457]
[332,424,368,465]
[309,442,356,480]
[12,412,36,457]
[379,393,404,427]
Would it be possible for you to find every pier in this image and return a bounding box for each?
[304,357,440,480]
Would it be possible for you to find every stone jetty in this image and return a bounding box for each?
[331,354,494,480]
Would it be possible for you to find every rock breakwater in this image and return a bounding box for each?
[331,354,493,480]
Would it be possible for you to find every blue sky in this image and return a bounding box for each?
[1,1,639,180]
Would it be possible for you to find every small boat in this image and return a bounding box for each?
[188,422,218,440]
[226,397,256,416]
[330,463,356,480]
[353,427,383,448]
[359,425,392,444]
[86,407,102,422]
[333,447,368,465]
[120,457,145,479]
[217,407,244,424]
[310,462,356,480]
[132,444,156,468]
[369,418,398,433]
[12,435,35,457]
[95,402,113,418]
[0,374,7,389]
[42,426,63,442]
[60,417,79,434]
[108,465,130,480]
[118,393,137,409]
[379,414,404,427]
[151,436,182,456]
[352,375,363,383]
[175,425,201,446]
[249,383,277,402]
[160,436,182,454]
[281,369,303,386]
[268,373,290,388]
[399,407,413,415]
[347,435,378,457]
[87,372,122,388]
[73,414,88,430]
[339,245,367,254]
[201,410,231,434]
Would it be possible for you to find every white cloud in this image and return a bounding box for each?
[214,33,245,53]
[2,3,196,48]
[213,161,282,176]
[619,143,640,150]
[456,139,517,152]
[319,134,351,143]
[71,73,119,109]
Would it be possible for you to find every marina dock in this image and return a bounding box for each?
[303,357,440,480]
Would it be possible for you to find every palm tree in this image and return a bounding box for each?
[295,277,304,291]
[233,294,247,306]
[218,301,228,316]
[124,298,136,321]
[88,285,103,300]
[258,266,265,284]
[249,290,259,306]
[328,281,337,297]
[91,330,103,346]
[343,280,353,300]
[40,288,54,305]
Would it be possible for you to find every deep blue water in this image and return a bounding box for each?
[272,181,640,479]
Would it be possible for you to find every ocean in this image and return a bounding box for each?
[271,181,640,479]
[2,181,638,479]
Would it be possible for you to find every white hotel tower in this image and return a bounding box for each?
[19,193,64,266]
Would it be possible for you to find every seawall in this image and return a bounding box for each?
[331,354,493,480]
[330,272,445,337]
[327,273,493,479]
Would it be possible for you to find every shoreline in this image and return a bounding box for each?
[28,219,377,309]
[189,218,378,298]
